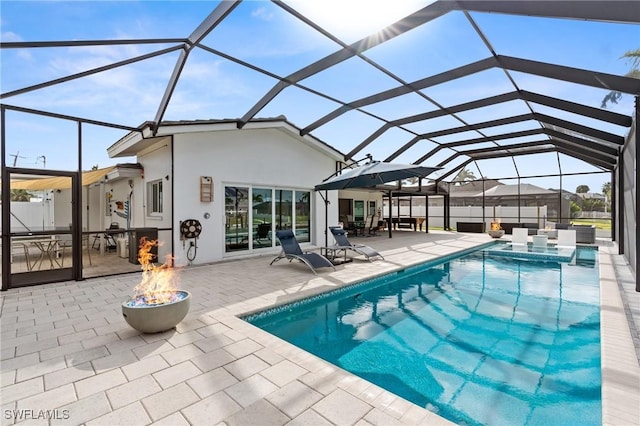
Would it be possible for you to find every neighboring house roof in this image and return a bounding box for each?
[449,179,503,196]
[578,192,606,200]
[449,182,557,198]
[108,117,346,162]
[483,183,557,197]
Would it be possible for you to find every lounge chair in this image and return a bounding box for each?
[509,227,529,251]
[510,228,529,245]
[329,226,384,262]
[557,229,577,248]
[270,230,335,274]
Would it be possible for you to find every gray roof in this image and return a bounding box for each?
[450,182,557,197]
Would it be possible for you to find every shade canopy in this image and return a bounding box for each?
[315,161,441,191]
[8,166,116,190]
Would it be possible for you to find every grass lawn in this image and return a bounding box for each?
[571,218,611,230]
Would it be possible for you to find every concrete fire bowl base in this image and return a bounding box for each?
[122,291,191,333]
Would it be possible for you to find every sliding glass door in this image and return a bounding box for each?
[295,191,310,243]
[225,186,249,252]
[224,185,312,253]
[252,188,272,249]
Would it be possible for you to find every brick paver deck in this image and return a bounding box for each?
[1,231,638,425]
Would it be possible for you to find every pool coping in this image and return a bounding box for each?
[598,244,640,425]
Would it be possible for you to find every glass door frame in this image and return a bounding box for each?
[2,167,82,290]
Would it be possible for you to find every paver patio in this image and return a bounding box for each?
[1,231,638,425]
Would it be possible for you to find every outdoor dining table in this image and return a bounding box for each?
[20,237,62,271]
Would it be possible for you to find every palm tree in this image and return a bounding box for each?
[602,182,611,212]
[10,189,31,201]
[576,185,590,194]
[602,48,640,108]
[452,168,477,185]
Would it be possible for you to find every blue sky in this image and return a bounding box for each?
[2,1,638,193]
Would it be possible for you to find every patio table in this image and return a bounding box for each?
[21,237,61,271]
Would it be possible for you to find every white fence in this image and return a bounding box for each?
[2,201,55,232]
[576,211,611,219]
[383,204,548,229]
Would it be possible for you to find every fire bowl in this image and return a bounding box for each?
[122,291,191,333]
[488,230,505,238]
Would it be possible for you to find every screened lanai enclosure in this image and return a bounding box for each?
[1,0,639,290]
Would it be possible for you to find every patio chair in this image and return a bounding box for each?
[510,228,529,246]
[92,222,120,252]
[329,226,384,262]
[367,215,382,236]
[508,227,529,251]
[557,229,577,248]
[270,230,335,274]
[340,215,356,234]
[254,223,271,247]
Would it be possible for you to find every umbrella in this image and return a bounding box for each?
[315,161,440,191]
[315,161,441,241]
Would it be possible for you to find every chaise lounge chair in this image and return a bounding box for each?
[329,226,384,262]
[557,229,577,248]
[509,227,529,251]
[270,230,335,274]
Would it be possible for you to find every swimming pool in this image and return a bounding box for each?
[245,246,601,426]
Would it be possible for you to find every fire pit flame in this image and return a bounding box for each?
[131,237,179,305]
[122,237,191,333]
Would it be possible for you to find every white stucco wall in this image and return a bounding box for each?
[133,142,173,261]
[337,189,384,219]
[163,126,339,265]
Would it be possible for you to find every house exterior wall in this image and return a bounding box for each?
[132,142,173,261]
[337,190,384,221]
[139,127,339,266]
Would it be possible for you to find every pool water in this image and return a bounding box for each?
[246,247,601,426]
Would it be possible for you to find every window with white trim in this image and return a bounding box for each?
[147,179,163,215]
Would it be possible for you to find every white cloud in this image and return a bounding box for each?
[1,31,22,42]
[1,31,32,61]
[252,6,274,21]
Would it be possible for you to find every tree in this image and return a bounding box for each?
[10,189,31,201]
[452,168,477,185]
[570,201,582,219]
[602,48,640,108]
[582,198,605,212]
[601,182,611,199]
[576,185,590,194]
[602,182,612,212]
